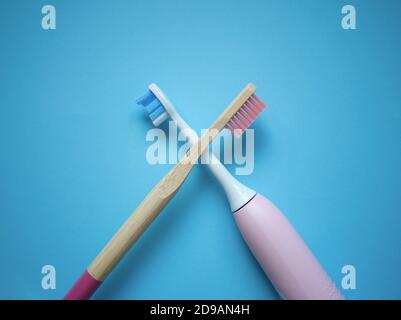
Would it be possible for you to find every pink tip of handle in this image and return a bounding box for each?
[64,270,102,300]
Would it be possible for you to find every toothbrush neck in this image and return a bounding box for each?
[207,161,256,212]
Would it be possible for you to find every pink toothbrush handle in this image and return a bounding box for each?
[64,271,102,300]
[234,194,343,300]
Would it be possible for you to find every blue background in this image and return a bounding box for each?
[0,0,400,299]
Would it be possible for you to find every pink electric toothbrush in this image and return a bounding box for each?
[137,84,343,300]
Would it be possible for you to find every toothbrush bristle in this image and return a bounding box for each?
[136,89,169,126]
[225,94,267,138]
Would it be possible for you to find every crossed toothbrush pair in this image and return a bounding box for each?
[65,84,343,300]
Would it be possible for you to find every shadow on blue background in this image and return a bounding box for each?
[0,0,400,299]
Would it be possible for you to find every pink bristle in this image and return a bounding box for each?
[238,109,253,125]
[252,94,267,109]
[244,101,258,119]
[231,116,246,131]
[253,100,265,114]
[239,108,252,127]
[238,113,252,128]
[226,94,267,138]
[228,119,240,131]
[236,116,251,130]
[248,98,263,113]
[240,107,257,127]
[224,122,235,134]
[229,118,244,138]
[228,119,237,129]
[246,103,260,116]
[230,119,245,138]
[249,97,264,112]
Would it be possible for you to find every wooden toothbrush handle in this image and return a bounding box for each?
[64,184,176,300]
[85,161,193,283]
[87,186,174,281]
[65,162,194,300]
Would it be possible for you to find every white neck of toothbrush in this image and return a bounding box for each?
[149,83,257,212]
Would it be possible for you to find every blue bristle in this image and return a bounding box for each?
[149,105,165,120]
[136,90,156,106]
[136,88,169,125]
[145,99,163,114]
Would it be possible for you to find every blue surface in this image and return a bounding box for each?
[1,0,401,300]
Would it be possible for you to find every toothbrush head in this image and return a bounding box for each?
[225,93,267,138]
[136,89,169,127]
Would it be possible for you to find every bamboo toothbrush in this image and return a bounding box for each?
[137,83,343,300]
[64,83,260,300]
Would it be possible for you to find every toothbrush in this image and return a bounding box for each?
[65,83,262,300]
[138,83,343,300]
